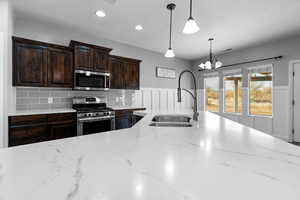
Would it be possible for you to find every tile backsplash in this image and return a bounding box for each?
[16,87,138,110]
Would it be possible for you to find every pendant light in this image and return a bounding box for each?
[165,3,176,58]
[183,0,200,34]
[199,38,223,70]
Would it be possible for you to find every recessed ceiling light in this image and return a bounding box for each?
[96,10,106,18]
[135,25,143,31]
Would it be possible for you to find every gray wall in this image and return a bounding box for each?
[192,35,300,89]
[191,35,300,141]
[14,16,193,89]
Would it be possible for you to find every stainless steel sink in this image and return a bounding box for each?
[150,115,192,127]
[151,115,191,123]
[149,122,192,127]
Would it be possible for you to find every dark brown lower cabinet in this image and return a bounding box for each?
[47,113,77,140]
[9,113,77,147]
[115,110,133,130]
[48,121,76,140]
[9,124,48,146]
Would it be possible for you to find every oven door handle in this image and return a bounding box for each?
[105,75,110,89]
[78,116,115,123]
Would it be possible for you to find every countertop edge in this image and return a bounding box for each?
[8,109,77,117]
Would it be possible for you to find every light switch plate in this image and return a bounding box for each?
[48,97,53,104]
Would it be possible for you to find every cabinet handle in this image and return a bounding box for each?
[10,123,47,129]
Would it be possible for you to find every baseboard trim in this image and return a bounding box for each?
[273,133,290,142]
[293,138,300,143]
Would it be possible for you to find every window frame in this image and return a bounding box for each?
[204,76,220,113]
[223,74,243,114]
[248,66,273,118]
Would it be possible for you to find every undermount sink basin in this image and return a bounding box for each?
[151,115,191,123]
[149,122,192,127]
[150,115,192,127]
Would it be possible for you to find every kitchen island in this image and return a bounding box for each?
[0,111,300,200]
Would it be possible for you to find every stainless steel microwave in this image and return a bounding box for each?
[74,70,110,91]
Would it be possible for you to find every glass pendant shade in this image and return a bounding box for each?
[165,48,175,58]
[199,63,205,69]
[183,17,200,34]
[205,61,212,69]
[215,60,223,68]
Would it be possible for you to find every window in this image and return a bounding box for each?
[224,74,243,113]
[204,76,219,112]
[249,66,273,116]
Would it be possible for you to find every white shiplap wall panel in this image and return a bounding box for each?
[210,86,289,141]
[133,90,142,108]
[273,86,289,140]
[139,88,193,113]
[151,89,160,111]
[167,90,175,112]
[142,89,152,111]
[159,89,168,112]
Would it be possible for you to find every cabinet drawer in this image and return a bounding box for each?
[10,115,47,126]
[9,124,48,146]
[47,113,76,123]
[48,122,77,140]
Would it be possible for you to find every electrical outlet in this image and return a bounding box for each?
[48,97,53,104]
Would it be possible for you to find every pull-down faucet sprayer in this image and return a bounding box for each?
[177,70,199,121]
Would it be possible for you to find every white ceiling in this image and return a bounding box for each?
[12,0,300,60]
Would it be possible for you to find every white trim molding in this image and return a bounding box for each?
[288,60,300,142]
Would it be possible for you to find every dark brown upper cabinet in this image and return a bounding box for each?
[13,40,47,87]
[93,49,109,72]
[47,48,73,87]
[13,37,74,88]
[109,55,141,90]
[70,40,112,72]
[109,57,125,89]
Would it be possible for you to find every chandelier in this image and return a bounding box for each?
[199,38,223,70]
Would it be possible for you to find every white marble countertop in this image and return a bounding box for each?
[1,111,300,200]
[8,108,77,116]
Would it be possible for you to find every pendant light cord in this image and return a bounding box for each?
[190,0,192,18]
[209,39,213,63]
[169,8,173,49]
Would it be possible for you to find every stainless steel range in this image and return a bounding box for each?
[72,97,115,136]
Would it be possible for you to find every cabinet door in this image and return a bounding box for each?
[74,45,93,70]
[47,48,73,87]
[13,42,47,86]
[48,121,77,140]
[115,116,132,130]
[115,110,133,130]
[124,62,140,90]
[9,124,48,146]
[109,58,125,89]
[93,49,109,72]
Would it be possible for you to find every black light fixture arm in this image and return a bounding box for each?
[198,56,283,71]
[209,38,213,64]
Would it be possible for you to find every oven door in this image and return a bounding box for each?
[77,117,115,136]
[74,70,110,91]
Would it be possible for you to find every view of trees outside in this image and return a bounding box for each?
[224,75,243,113]
[205,77,219,112]
[249,72,272,116]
